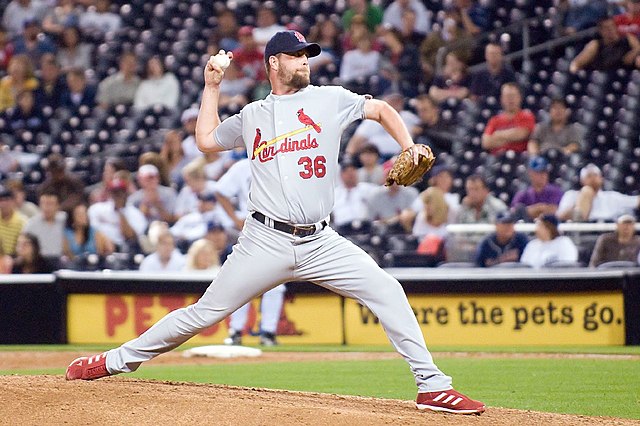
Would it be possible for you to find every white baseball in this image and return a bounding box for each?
[210,51,231,70]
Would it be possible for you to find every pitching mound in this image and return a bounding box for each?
[1,352,636,425]
[0,375,634,425]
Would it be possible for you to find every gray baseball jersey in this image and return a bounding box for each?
[214,85,365,224]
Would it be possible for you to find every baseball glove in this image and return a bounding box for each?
[385,145,436,186]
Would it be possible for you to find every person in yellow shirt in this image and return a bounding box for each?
[0,54,38,111]
[0,186,26,256]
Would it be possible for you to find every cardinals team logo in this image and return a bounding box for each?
[297,108,321,133]
[252,109,322,161]
[293,31,306,42]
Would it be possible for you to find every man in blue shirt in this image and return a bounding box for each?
[475,211,529,267]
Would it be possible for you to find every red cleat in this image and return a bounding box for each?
[65,353,111,381]
[416,389,486,414]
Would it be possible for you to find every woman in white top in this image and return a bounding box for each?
[184,238,221,273]
[411,186,449,240]
[133,56,180,110]
[520,214,578,268]
[56,26,93,72]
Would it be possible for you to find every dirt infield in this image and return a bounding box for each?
[1,351,637,425]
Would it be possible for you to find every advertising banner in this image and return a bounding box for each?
[345,292,625,346]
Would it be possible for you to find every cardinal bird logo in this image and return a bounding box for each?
[251,128,262,160]
[297,108,321,133]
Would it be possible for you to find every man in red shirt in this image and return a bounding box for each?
[231,26,266,83]
[614,0,640,37]
[481,82,535,155]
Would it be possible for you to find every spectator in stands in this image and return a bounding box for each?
[12,232,55,273]
[251,5,286,48]
[6,89,49,135]
[37,152,85,211]
[34,53,65,110]
[214,157,251,232]
[332,160,376,228]
[397,8,426,48]
[528,98,585,155]
[409,186,449,240]
[345,92,419,159]
[0,143,19,174]
[86,157,126,204]
[179,107,202,163]
[357,144,384,185]
[159,129,189,186]
[366,163,419,227]
[79,0,122,36]
[88,177,147,252]
[56,26,92,72]
[557,164,640,222]
[457,174,507,223]
[170,191,232,244]
[232,26,266,86]
[133,56,180,110]
[184,238,220,273]
[339,33,381,90]
[203,220,233,264]
[589,213,640,267]
[412,94,457,156]
[469,43,516,100]
[614,0,640,37]
[0,27,14,71]
[419,7,473,82]
[428,51,471,104]
[569,17,640,73]
[342,0,383,32]
[341,14,382,53]
[0,242,13,273]
[213,8,240,53]
[382,0,430,35]
[307,18,343,73]
[560,0,609,34]
[12,18,56,66]
[452,0,492,35]
[0,186,26,256]
[138,151,171,188]
[138,229,185,272]
[481,82,536,155]
[62,202,113,260]
[401,165,461,230]
[96,51,140,109]
[128,164,177,224]
[0,54,38,111]
[60,67,96,111]
[2,0,45,38]
[511,156,564,222]
[520,214,579,268]
[23,190,65,258]
[175,159,218,218]
[5,180,38,218]
[42,0,81,37]
[475,211,529,267]
[217,60,253,109]
[379,27,422,98]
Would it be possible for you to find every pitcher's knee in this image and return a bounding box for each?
[187,303,234,331]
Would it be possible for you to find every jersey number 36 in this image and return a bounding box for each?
[298,156,327,179]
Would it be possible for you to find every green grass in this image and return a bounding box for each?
[2,352,639,419]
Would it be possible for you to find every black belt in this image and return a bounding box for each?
[252,212,327,237]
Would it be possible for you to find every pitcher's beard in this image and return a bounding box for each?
[279,68,310,89]
[290,73,310,89]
